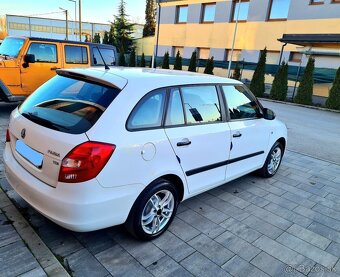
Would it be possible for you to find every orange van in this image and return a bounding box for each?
[0,36,117,102]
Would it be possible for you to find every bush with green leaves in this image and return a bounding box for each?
[250,47,267,97]
[294,56,315,105]
[188,51,197,72]
[270,61,288,101]
[325,67,340,110]
[128,48,136,67]
[204,56,214,75]
[162,51,170,69]
[173,51,182,70]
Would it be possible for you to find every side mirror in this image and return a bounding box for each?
[22,54,35,68]
[263,108,276,120]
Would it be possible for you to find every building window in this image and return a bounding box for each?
[289,52,302,63]
[225,49,241,61]
[268,0,291,20]
[310,0,324,4]
[176,5,188,23]
[198,48,210,59]
[202,3,216,23]
[331,0,340,3]
[232,0,250,22]
[173,46,184,57]
[266,51,280,64]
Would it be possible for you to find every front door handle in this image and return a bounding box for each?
[233,131,242,138]
[177,138,191,147]
[50,67,61,71]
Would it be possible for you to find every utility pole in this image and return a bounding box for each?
[227,0,241,78]
[69,0,77,40]
[79,0,82,41]
[59,7,69,40]
[152,0,162,69]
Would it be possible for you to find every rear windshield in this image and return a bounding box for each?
[19,75,120,134]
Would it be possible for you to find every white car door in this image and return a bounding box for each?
[164,86,231,195]
[221,85,271,181]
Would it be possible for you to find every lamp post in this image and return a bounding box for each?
[79,0,82,41]
[68,0,77,41]
[59,7,68,40]
[227,0,242,78]
[152,0,162,69]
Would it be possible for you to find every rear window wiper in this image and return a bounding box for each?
[21,112,69,131]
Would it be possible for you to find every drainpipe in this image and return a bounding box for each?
[278,42,287,65]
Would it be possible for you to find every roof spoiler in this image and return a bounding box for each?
[56,69,121,90]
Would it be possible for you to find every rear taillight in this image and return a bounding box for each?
[6,129,10,142]
[58,142,115,183]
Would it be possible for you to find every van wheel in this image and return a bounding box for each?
[125,179,178,240]
[258,141,283,178]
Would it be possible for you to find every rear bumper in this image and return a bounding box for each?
[3,143,143,232]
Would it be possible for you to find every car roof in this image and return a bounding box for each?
[57,67,243,90]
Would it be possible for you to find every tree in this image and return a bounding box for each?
[173,50,182,70]
[162,51,169,69]
[118,45,126,66]
[103,31,110,44]
[232,60,241,80]
[93,33,101,43]
[204,56,214,75]
[129,48,136,67]
[111,0,134,52]
[188,51,197,72]
[140,53,146,67]
[270,61,288,101]
[143,0,156,37]
[250,47,267,97]
[325,67,340,110]
[294,56,315,105]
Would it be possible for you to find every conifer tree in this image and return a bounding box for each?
[129,48,136,67]
[118,45,126,66]
[162,51,170,69]
[270,61,288,101]
[204,56,214,75]
[188,51,197,72]
[143,0,156,37]
[250,47,267,97]
[232,60,241,80]
[103,31,110,44]
[93,33,101,43]
[173,50,182,70]
[140,53,146,67]
[325,67,340,110]
[295,56,315,105]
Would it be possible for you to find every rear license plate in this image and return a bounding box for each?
[15,140,43,168]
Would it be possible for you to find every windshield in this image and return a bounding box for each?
[19,75,121,134]
[0,37,25,58]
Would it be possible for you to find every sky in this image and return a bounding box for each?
[1,0,146,24]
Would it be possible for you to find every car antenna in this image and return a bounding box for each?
[95,46,110,70]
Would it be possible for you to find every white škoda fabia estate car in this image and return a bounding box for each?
[4,67,287,240]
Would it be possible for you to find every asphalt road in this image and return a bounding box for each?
[1,100,340,164]
[261,100,340,164]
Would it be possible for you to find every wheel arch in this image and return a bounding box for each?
[277,137,286,152]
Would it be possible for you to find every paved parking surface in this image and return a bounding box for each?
[1,102,340,276]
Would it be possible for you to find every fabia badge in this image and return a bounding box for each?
[21,128,26,139]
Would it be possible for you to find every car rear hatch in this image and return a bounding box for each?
[8,69,126,187]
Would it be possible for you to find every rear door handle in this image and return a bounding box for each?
[177,138,191,147]
[233,131,242,138]
[50,67,61,71]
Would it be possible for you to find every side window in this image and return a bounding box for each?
[127,89,166,130]
[92,48,116,66]
[222,85,261,120]
[27,43,57,63]
[65,45,88,64]
[165,88,185,126]
[181,86,221,124]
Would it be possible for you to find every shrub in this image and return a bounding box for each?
[250,47,267,97]
[162,51,170,69]
[173,50,182,70]
[270,61,288,101]
[188,51,197,72]
[294,56,315,105]
[325,67,340,110]
[204,56,214,75]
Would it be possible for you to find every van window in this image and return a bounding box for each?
[222,85,260,120]
[27,43,57,63]
[93,48,116,66]
[0,37,25,58]
[181,86,222,124]
[19,75,120,134]
[65,45,88,64]
[165,88,185,126]
[127,89,166,130]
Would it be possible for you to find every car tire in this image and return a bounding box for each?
[125,178,179,240]
[258,141,283,178]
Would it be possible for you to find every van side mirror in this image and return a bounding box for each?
[23,54,35,68]
[263,108,276,120]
